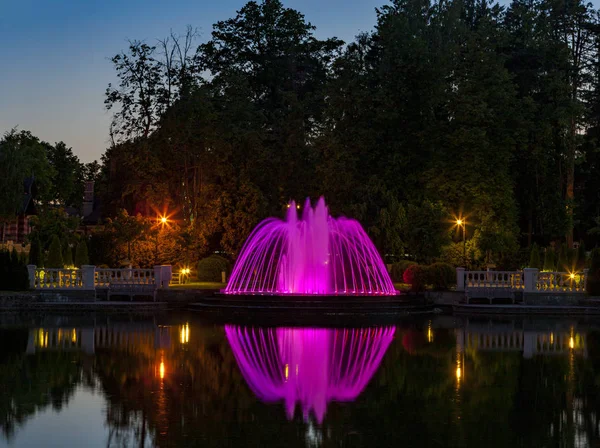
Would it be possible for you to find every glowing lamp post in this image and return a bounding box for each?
[456,219,466,267]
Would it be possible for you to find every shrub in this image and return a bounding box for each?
[528,243,541,269]
[0,249,28,291]
[403,264,427,292]
[587,249,600,296]
[557,244,569,272]
[62,244,74,267]
[46,235,63,268]
[10,248,28,290]
[197,255,230,282]
[29,235,43,267]
[75,240,89,267]
[426,262,456,290]
[542,247,555,271]
[390,260,417,282]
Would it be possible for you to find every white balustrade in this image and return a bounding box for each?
[32,268,84,289]
[458,268,588,294]
[535,271,587,293]
[27,265,171,291]
[464,270,524,289]
[95,268,155,288]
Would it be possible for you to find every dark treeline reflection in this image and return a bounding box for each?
[1,316,600,447]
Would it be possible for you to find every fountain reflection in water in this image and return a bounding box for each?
[225,326,395,423]
[226,197,395,295]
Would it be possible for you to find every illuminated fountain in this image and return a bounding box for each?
[225,197,395,295]
[225,326,395,423]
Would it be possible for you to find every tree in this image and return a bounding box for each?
[0,130,54,240]
[46,235,63,269]
[402,201,450,264]
[74,240,89,267]
[45,141,84,207]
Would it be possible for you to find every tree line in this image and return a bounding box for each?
[4,0,600,269]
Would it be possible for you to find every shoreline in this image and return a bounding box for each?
[1,289,600,317]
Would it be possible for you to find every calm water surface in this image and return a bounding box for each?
[0,313,599,447]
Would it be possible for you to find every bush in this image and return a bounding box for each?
[75,240,89,267]
[587,249,600,296]
[542,247,555,271]
[0,249,29,291]
[62,244,74,267]
[29,235,43,267]
[528,243,541,269]
[197,255,230,282]
[426,262,456,290]
[557,244,569,272]
[403,264,427,292]
[390,260,418,282]
[46,235,63,268]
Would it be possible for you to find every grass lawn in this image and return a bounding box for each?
[393,283,411,292]
[169,282,226,290]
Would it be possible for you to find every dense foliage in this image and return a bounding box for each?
[4,0,600,270]
[93,0,600,267]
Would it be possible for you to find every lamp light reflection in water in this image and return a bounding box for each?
[180,323,190,344]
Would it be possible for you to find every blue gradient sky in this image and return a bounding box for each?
[1,0,595,162]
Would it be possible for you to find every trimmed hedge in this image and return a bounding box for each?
[426,262,456,290]
[75,240,89,267]
[391,260,418,282]
[197,255,231,282]
[46,235,63,269]
[403,264,428,292]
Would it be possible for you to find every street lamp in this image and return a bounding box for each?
[456,218,466,267]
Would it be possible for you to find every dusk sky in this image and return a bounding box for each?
[1,0,596,163]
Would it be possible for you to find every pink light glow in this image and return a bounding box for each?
[225,197,396,295]
[225,326,395,423]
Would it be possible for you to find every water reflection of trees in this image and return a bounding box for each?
[3,321,600,447]
[0,329,84,441]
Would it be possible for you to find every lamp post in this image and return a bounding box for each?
[456,219,466,267]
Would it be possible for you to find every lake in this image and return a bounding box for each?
[0,312,599,447]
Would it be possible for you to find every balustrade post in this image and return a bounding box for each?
[456,267,465,291]
[523,268,538,293]
[81,265,96,290]
[27,265,36,289]
[162,265,172,288]
[154,266,163,288]
[583,268,590,292]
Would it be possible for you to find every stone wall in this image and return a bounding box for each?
[522,293,584,305]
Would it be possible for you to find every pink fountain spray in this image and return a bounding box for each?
[225,197,395,295]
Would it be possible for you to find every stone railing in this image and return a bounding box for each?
[31,268,87,290]
[535,271,587,293]
[457,267,589,294]
[96,268,155,288]
[464,271,524,290]
[27,265,172,291]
